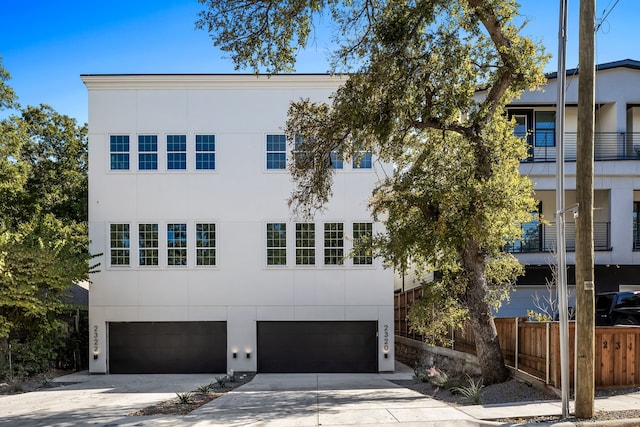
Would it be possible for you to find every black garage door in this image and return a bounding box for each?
[108,321,226,374]
[257,321,377,373]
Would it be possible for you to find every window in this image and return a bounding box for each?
[266,134,286,170]
[266,223,287,265]
[293,136,312,168]
[535,112,555,147]
[167,223,187,266]
[352,222,373,265]
[196,135,215,170]
[138,224,158,266]
[296,223,315,265]
[196,223,216,266]
[324,223,344,265]
[110,224,130,265]
[506,202,542,253]
[138,135,158,170]
[110,135,130,170]
[167,135,187,170]
[330,150,344,169]
[352,149,372,169]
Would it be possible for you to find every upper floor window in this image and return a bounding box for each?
[266,134,287,170]
[196,223,216,266]
[296,223,315,265]
[196,135,216,170]
[324,222,344,265]
[139,223,159,266]
[167,223,187,266]
[167,135,187,170]
[352,148,372,169]
[266,223,287,265]
[535,112,555,147]
[352,222,373,265]
[110,135,130,170]
[110,223,130,265]
[138,135,158,170]
[330,150,344,169]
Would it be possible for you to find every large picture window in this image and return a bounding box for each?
[110,135,130,170]
[267,223,287,265]
[352,148,372,169]
[110,224,130,265]
[138,224,158,266]
[196,223,216,266]
[324,223,344,265]
[167,223,187,266]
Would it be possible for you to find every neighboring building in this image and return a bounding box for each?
[497,59,640,317]
[82,74,395,374]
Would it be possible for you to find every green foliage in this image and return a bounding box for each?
[527,309,552,322]
[451,375,485,404]
[198,0,549,384]
[0,61,92,379]
[197,383,213,394]
[214,375,229,388]
[175,392,194,404]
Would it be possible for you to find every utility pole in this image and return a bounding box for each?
[575,0,595,418]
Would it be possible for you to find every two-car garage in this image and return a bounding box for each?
[106,320,378,374]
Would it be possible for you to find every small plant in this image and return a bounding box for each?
[196,384,213,394]
[451,375,484,404]
[227,369,235,382]
[175,392,193,404]
[214,375,229,388]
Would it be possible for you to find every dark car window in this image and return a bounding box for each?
[615,294,640,309]
[596,295,613,311]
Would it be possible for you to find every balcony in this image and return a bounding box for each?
[521,132,640,163]
[506,221,611,253]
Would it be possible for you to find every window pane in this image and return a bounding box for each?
[324,223,344,265]
[167,223,187,266]
[353,222,373,265]
[167,135,187,170]
[195,135,216,170]
[110,223,130,265]
[266,134,287,169]
[535,112,555,147]
[110,135,130,170]
[352,150,372,169]
[196,223,216,266]
[138,224,158,266]
[267,223,287,265]
[296,223,315,265]
[138,135,158,170]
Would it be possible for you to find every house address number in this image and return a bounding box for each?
[93,325,99,354]
[383,324,389,352]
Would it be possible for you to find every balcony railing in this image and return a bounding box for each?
[520,132,640,163]
[506,221,611,253]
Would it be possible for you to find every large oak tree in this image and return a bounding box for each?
[197,0,548,383]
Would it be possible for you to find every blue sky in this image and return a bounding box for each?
[1,0,638,124]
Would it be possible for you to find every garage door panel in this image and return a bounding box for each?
[109,321,226,374]
[258,321,377,373]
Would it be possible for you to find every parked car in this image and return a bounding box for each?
[595,291,640,326]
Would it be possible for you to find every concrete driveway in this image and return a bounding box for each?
[0,369,486,427]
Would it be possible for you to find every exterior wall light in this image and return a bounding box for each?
[246,352,251,359]
[232,352,237,359]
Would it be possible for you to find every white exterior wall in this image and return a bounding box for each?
[83,75,395,373]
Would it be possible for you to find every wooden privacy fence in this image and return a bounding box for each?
[395,288,640,389]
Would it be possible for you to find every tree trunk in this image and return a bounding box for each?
[462,240,510,384]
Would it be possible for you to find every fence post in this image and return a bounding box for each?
[546,322,551,384]
[515,317,519,370]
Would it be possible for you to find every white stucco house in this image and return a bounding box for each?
[494,59,640,317]
[82,74,395,374]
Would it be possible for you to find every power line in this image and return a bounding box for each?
[595,0,621,33]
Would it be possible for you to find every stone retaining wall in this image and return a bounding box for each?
[395,335,481,376]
